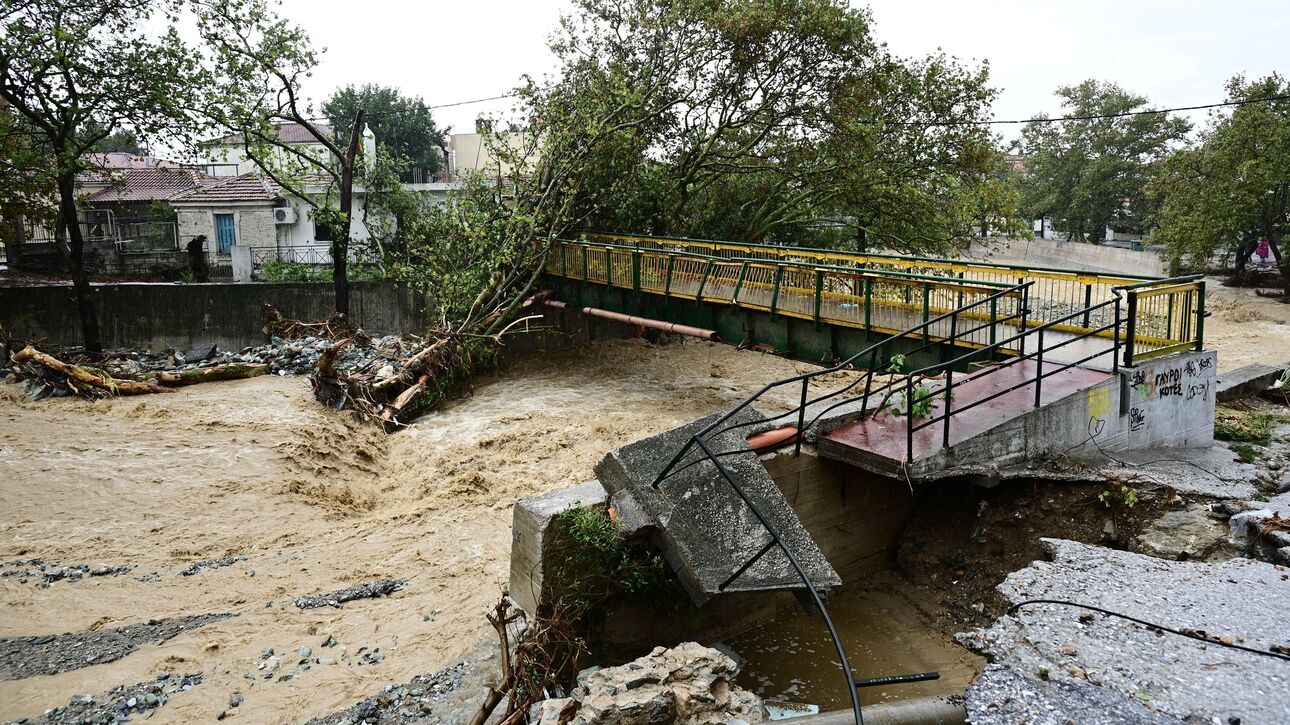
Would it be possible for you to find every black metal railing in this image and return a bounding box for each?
[633,271,1208,724]
[641,282,1032,725]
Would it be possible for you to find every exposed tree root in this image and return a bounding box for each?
[309,291,555,429]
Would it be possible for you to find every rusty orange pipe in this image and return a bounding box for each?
[747,425,799,452]
[544,300,721,342]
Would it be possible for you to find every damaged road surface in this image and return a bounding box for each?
[960,538,1290,724]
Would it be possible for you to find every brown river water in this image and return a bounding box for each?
[0,339,820,723]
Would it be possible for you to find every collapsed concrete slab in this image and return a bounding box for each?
[1216,361,1288,402]
[959,538,1290,724]
[595,406,840,605]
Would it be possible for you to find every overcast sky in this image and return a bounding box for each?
[280,0,1287,143]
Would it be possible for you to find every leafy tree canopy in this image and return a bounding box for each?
[525,0,1021,253]
[0,0,209,351]
[90,128,147,155]
[1016,80,1191,242]
[322,84,447,176]
[1150,74,1290,281]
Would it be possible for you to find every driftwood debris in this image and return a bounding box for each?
[156,363,268,387]
[261,304,353,340]
[11,346,172,397]
[309,292,553,429]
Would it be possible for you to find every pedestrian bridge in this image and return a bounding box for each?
[540,232,1214,723]
[545,231,1210,474]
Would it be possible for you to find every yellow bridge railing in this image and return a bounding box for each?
[549,239,1029,353]
[573,232,1205,364]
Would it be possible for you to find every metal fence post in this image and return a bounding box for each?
[1112,295,1121,374]
[1195,281,1206,351]
[942,367,954,448]
[814,269,824,328]
[1123,291,1137,369]
[695,259,714,303]
[769,265,784,319]
[733,262,749,305]
[794,378,809,456]
[1034,328,1044,408]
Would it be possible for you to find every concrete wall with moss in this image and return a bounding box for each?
[509,448,912,651]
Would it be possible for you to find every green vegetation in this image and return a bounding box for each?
[884,354,940,419]
[1150,74,1289,283]
[1097,483,1140,509]
[260,261,332,283]
[1230,443,1259,464]
[550,506,684,611]
[1016,80,1191,242]
[1213,407,1287,446]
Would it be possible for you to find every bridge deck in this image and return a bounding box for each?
[818,360,1110,474]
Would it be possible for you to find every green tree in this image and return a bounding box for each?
[90,128,146,155]
[1017,80,1191,243]
[0,104,59,266]
[544,0,1021,251]
[0,0,206,352]
[196,0,369,317]
[1151,74,1290,286]
[322,84,447,179]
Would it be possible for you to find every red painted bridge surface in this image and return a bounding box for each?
[818,360,1110,473]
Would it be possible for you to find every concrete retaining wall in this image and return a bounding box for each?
[923,350,1217,478]
[509,449,912,650]
[0,281,431,352]
[965,238,1165,276]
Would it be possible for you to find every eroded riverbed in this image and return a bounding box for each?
[0,339,821,723]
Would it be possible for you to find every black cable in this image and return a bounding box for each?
[876,94,1290,127]
[1007,599,1290,662]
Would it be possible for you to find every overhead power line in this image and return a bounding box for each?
[427,93,516,110]
[880,94,1290,127]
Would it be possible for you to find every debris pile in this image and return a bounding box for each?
[5,334,423,401]
[531,642,767,725]
[292,579,407,610]
[0,559,132,586]
[24,672,203,725]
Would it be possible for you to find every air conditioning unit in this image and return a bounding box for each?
[273,207,298,225]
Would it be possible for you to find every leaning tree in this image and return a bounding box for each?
[0,0,206,351]
[196,0,370,317]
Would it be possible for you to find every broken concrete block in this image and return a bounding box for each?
[595,406,839,605]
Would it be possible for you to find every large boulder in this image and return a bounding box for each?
[1134,507,1229,561]
[532,642,766,725]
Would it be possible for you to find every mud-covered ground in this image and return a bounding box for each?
[0,339,821,724]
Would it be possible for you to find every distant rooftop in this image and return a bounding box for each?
[169,173,278,204]
[83,167,212,204]
[205,122,333,147]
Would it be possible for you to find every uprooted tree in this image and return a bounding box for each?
[299,0,1028,427]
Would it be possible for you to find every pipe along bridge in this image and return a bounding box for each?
[550,232,1211,723]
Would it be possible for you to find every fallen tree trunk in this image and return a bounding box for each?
[156,363,269,387]
[11,346,172,397]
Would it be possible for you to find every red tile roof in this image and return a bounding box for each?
[205,122,333,147]
[87,153,181,170]
[83,167,212,203]
[169,173,278,204]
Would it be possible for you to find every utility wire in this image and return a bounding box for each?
[859,95,1290,127]
[427,93,516,110]
[1008,599,1290,662]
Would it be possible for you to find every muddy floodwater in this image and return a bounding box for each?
[0,339,820,723]
[731,582,983,710]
